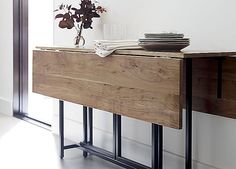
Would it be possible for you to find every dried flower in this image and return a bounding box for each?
[54,0,106,31]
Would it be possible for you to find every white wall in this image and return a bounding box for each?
[0,0,13,116]
[28,0,54,124]
[53,0,236,169]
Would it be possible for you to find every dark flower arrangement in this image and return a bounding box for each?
[54,0,106,46]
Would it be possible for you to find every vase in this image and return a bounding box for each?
[74,26,85,47]
[74,34,85,47]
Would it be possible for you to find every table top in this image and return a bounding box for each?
[33,48,183,128]
[33,46,236,128]
[36,46,236,59]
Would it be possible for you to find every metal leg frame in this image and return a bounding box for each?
[59,100,64,159]
[59,101,164,169]
[88,107,93,145]
[152,124,163,169]
[185,58,192,169]
[113,114,121,159]
[83,106,88,157]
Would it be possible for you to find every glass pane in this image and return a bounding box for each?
[28,0,54,124]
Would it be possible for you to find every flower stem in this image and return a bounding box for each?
[78,22,83,36]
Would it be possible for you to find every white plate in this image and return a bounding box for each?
[139,38,189,42]
[144,33,184,38]
[139,42,190,45]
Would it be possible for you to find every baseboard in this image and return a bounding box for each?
[52,115,218,169]
[0,98,12,116]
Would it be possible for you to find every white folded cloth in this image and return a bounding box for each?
[94,40,141,57]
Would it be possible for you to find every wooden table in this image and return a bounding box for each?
[33,47,236,169]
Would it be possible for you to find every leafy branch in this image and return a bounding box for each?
[54,0,106,32]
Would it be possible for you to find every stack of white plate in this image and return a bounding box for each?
[138,33,190,52]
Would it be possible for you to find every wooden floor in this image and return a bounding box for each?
[0,114,122,169]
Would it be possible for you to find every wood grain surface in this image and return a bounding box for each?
[183,58,236,119]
[33,48,236,128]
[33,50,183,129]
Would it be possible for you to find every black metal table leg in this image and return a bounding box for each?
[185,58,192,169]
[113,114,121,159]
[116,114,121,158]
[88,107,93,145]
[59,100,64,159]
[116,115,121,158]
[83,106,88,158]
[152,124,163,169]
